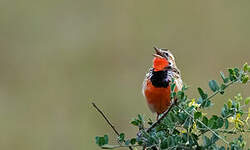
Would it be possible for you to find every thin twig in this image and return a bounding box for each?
[206,81,234,100]
[211,129,250,134]
[146,100,176,133]
[92,102,133,150]
[92,102,120,135]
[167,145,192,150]
[216,129,250,134]
[197,127,250,134]
[101,144,140,149]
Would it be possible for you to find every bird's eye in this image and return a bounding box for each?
[164,52,169,57]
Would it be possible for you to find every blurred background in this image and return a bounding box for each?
[0,0,249,149]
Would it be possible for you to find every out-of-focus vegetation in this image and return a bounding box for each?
[0,0,249,150]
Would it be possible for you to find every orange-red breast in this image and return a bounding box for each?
[142,47,183,119]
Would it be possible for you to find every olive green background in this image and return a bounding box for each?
[0,0,249,150]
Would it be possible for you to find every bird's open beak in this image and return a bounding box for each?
[153,47,164,58]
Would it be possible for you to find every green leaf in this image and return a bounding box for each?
[220,83,226,94]
[197,97,203,104]
[171,92,176,99]
[202,116,209,126]
[227,99,232,108]
[204,100,212,108]
[245,97,250,105]
[233,68,240,77]
[241,74,249,84]
[95,136,101,146]
[104,135,109,144]
[118,133,125,142]
[96,135,109,146]
[209,80,220,92]
[217,117,224,128]
[169,111,177,122]
[225,119,229,129]
[198,87,208,100]
[131,115,144,127]
[234,93,243,101]
[160,138,168,149]
[211,133,219,144]
[138,114,144,122]
[183,117,192,129]
[243,63,248,72]
[167,136,175,147]
[125,140,130,145]
[177,91,184,99]
[202,135,211,147]
[130,138,136,145]
[171,83,176,92]
[208,115,219,129]
[220,72,229,83]
[194,111,202,120]
[220,83,226,90]
[182,84,188,91]
[219,146,225,150]
[207,116,224,129]
[221,104,229,117]
[228,69,237,81]
[197,116,208,130]
[131,120,139,126]
[148,118,153,125]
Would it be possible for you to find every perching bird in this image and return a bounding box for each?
[142,47,183,119]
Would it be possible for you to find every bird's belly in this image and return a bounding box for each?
[144,81,171,114]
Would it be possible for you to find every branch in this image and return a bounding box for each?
[167,145,192,150]
[92,102,120,135]
[207,81,234,101]
[215,129,250,134]
[92,102,133,150]
[197,128,250,134]
[101,144,140,149]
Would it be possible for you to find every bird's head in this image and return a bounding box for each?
[152,47,176,72]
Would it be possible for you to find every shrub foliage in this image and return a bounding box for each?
[95,63,250,150]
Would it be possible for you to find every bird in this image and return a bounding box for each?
[142,47,183,120]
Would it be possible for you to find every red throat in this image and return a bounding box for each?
[153,57,169,71]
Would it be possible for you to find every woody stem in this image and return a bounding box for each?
[92,102,133,150]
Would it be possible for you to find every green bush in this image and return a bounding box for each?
[94,63,250,150]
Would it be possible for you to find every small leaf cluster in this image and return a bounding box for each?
[95,63,250,150]
[131,114,145,130]
[95,135,108,147]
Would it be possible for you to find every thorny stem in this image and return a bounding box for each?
[92,102,133,150]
